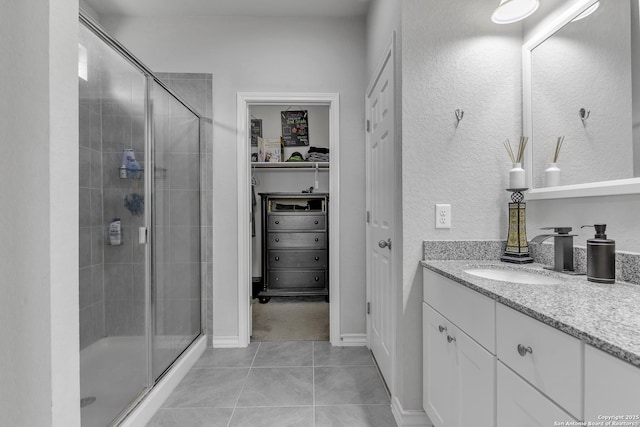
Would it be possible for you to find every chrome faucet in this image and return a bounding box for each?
[530,227,577,272]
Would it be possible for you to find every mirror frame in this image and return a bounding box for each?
[523,0,640,200]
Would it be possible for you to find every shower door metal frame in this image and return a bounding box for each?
[79,10,206,427]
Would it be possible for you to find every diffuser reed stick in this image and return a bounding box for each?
[552,136,565,163]
[503,136,528,163]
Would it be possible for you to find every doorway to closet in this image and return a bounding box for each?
[236,93,341,347]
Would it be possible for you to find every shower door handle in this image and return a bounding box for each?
[139,227,148,244]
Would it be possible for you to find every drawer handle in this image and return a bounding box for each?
[438,325,447,334]
[315,237,319,242]
[314,220,319,224]
[314,276,319,281]
[517,344,533,356]
[275,256,280,261]
[315,256,320,261]
[447,335,456,343]
[275,220,280,224]
[275,238,280,242]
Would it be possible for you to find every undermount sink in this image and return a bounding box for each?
[463,268,563,285]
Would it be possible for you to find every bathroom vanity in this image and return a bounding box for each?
[422,261,640,427]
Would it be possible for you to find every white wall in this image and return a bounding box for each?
[100,14,368,340]
[0,0,80,425]
[401,0,522,412]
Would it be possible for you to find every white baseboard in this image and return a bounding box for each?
[211,335,241,348]
[339,333,367,346]
[120,335,206,427]
[391,396,432,427]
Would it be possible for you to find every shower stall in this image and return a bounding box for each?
[78,14,204,427]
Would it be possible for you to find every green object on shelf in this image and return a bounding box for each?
[286,152,305,162]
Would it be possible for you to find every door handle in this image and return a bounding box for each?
[378,238,392,250]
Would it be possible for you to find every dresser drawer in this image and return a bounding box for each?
[423,268,496,353]
[267,232,326,249]
[496,304,583,419]
[268,215,325,230]
[268,270,326,288]
[268,250,327,268]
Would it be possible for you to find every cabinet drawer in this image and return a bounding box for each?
[497,362,575,426]
[585,345,640,419]
[268,215,325,230]
[268,250,326,268]
[496,304,583,419]
[268,270,326,289]
[267,232,326,249]
[423,268,496,353]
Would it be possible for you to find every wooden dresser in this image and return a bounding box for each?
[258,192,329,303]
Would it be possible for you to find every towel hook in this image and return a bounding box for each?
[579,108,590,125]
[455,109,464,126]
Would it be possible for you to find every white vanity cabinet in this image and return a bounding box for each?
[422,269,496,427]
[496,304,583,424]
[584,345,640,420]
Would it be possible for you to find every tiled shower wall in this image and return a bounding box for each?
[156,73,214,345]
[79,49,212,349]
[100,67,147,338]
[79,34,106,349]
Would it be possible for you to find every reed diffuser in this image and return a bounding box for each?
[545,136,564,187]
[503,137,528,189]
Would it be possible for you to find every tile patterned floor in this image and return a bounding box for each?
[146,341,397,427]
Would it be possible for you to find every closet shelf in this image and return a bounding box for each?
[251,162,329,169]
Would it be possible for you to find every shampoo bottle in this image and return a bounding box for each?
[109,218,122,246]
[581,224,615,284]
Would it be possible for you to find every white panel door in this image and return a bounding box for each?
[366,41,395,386]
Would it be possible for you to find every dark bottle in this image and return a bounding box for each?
[581,224,615,284]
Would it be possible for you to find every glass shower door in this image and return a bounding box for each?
[79,22,149,427]
[149,79,202,380]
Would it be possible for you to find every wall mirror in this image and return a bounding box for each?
[524,0,640,199]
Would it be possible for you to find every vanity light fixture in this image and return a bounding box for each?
[491,0,540,24]
[572,1,600,22]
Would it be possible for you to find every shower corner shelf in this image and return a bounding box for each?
[118,166,168,179]
[118,166,144,179]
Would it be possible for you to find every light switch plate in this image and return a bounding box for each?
[435,204,451,229]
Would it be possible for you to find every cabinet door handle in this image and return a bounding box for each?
[438,325,447,333]
[447,335,456,343]
[517,344,533,356]
[275,220,280,224]
[314,276,320,281]
[315,237,319,242]
[314,220,319,224]
[275,238,280,242]
[314,256,320,261]
[275,256,280,261]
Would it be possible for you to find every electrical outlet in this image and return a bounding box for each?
[435,204,451,229]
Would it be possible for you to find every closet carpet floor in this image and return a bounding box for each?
[251,296,330,342]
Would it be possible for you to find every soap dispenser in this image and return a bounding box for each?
[581,224,615,284]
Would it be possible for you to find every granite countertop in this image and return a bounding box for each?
[421,260,640,367]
